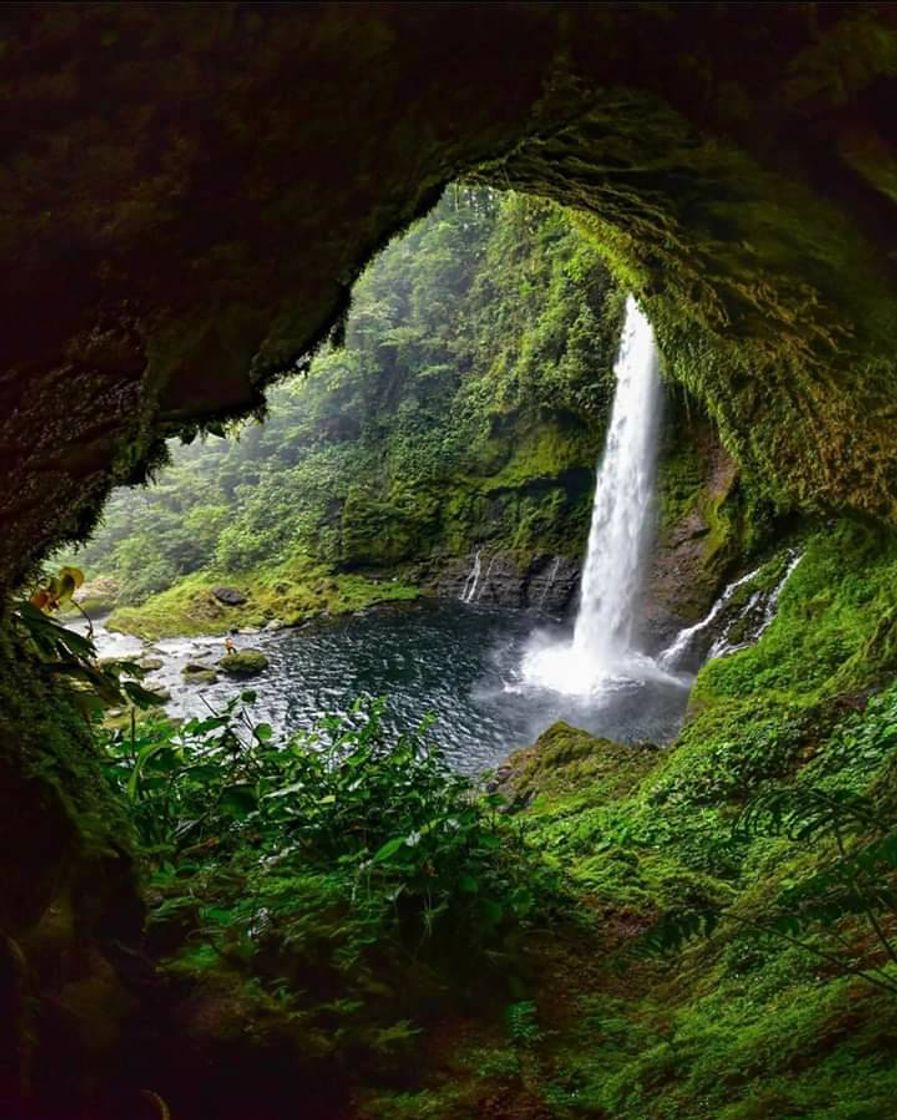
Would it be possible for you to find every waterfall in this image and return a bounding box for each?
[708,550,803,659]
[477,553,498,603]
[460,550,482,604]
[521,295,664,695]
[537,556,561,609]
[659,549,803,670]
[571,296,662,663]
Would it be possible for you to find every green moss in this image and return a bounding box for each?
[695,521,897,706]
[476,423,598,495]
[218,649,268,677]
[181,666,217,684]
[106,560,421,639]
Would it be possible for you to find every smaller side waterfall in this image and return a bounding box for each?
[477,554,498,603]
[657,564,765,669]
[660,550,803,670]
[460,550,482,604]
[708,550,803,660]
[537,557,561,609]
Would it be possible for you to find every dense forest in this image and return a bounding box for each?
[69,189,626,634]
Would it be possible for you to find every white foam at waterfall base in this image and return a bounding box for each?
[520,295,670,697]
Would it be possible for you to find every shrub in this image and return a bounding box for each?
[99,697,563,1059]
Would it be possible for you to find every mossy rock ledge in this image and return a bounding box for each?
[217,649,269,677]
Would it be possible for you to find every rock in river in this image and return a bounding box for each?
[182,665,218,685]
[217,649,269,677]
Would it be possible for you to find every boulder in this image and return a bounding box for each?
[137,656,164,671]
[182,665,218,685]
[212,586,247,606]
[217,649,269,678]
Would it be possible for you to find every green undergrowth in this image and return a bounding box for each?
[361,520,897,1118]
[90,517,897,1115]
[99,696,573,1107]
[105,559,420,639]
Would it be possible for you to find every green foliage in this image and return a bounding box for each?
[357,531,897,1119]
[11,568,162,716]
[101,696,563,1061]
[103,562,420,640]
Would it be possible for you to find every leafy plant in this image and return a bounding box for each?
[649,779,897,995]
[11,566,161,715]
[96,697,566,1069]
[102,694,560,965]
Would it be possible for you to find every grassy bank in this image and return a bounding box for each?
[105,558,420,640]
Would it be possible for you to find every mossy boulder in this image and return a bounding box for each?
[497,721,658,803]
[181,664,218,685]
[217,649,269,678]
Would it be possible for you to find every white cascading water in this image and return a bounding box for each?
[522,295,664,695]
[707,549,803,660]
[460,550,482,604]
[659,549,804,670]
[657,563,765,670]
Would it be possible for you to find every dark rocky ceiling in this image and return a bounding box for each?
[2,2,897,589]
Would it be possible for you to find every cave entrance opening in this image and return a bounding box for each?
[59,183,696,768]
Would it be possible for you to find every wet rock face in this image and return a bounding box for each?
[641,432,741,652]
[437,552,580,614]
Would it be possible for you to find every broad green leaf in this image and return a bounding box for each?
[371,835,406,864]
